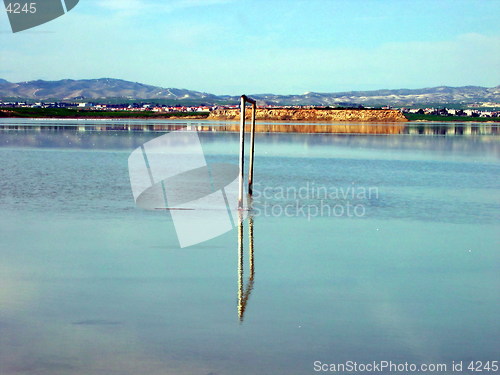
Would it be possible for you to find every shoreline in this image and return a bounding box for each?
[0,111,209,121]
[0,115,209,120]
[411,119,500,123]
[0,115,498,123]
[1,109,499,123]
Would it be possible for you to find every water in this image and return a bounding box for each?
[1,117,498,135]
[0,120,499,375]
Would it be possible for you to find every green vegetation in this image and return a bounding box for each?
[404,113,498,122]
[0,107,210,118]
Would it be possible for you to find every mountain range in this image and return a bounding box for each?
[1,78,499,106]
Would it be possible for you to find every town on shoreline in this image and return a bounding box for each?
[1,100,499,122]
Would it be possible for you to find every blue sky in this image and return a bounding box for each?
[1,0,499,94]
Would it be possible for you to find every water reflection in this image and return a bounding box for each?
[238,203,256,322]
[1,127,498,162]
[1,118,499,136]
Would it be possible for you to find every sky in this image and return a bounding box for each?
[0,0,499,95]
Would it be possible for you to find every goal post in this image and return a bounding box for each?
[238,95,257,209]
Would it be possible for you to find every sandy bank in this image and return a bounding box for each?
[208,108,408,122]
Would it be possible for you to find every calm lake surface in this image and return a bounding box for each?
[0,119,499,375]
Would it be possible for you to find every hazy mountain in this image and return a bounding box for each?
[0,78,218,101]
[246,86,500,106]
[0,78,498,106]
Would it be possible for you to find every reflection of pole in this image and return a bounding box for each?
[237,210,244,319]
[237,209,255,322]
[248,102,256,196]
[238,96,246,209]
[249,215,254,280]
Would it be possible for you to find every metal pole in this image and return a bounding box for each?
[248,102,256,196]
[238,96,246,209]
[237,96,256,321]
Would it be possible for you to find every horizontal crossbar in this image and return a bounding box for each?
[241,95,256,105]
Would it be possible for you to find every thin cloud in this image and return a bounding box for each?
[96,0,233,17]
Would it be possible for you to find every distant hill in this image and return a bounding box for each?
[246,86,500,106]
[0,78,498,106]
[0,78,217,101]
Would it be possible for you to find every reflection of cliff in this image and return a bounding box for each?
[1,125,498,150]
[197,122,405,134]
[209,108,408,122]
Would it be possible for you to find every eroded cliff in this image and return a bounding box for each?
[208,108,407,122]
